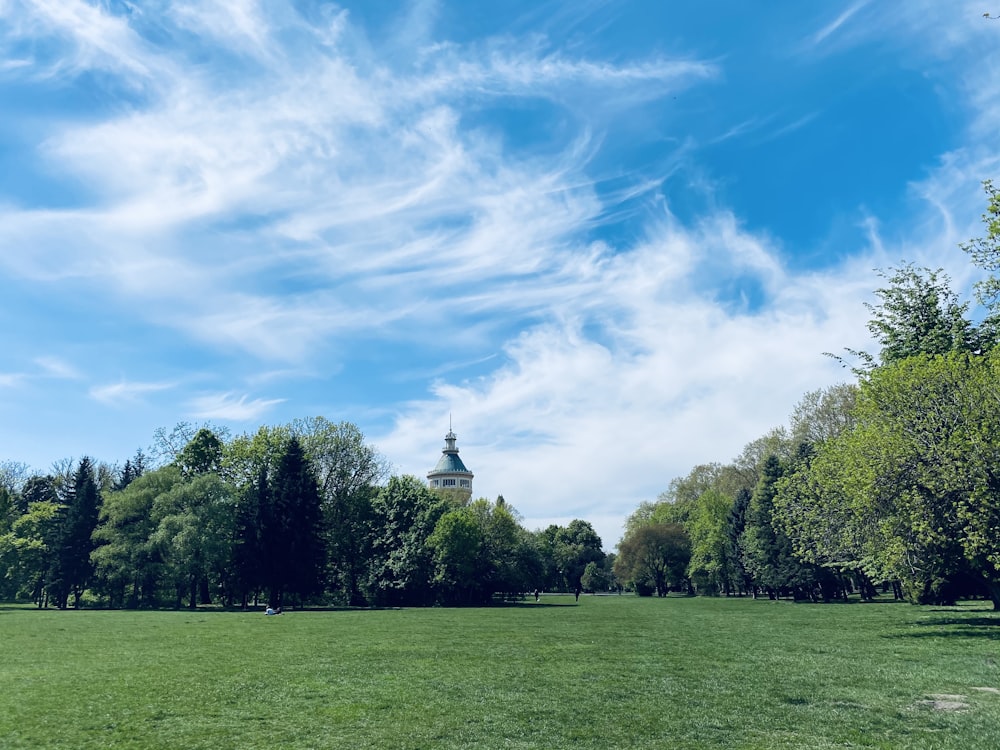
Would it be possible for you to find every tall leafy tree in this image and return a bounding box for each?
[552,519,604,592]
[0,500,62,605]
[91,466,183,608]
[614,523,691,596]
[292,418,387,606]
[427,506,484,605]
[176,428,225,478]
[686,489,737,596]
[368,475,452,606]
[150,473,235,609]
[836,264,980,371]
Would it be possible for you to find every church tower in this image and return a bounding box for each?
[427,426,474,500]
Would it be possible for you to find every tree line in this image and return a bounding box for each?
[0,418,608,609]
[612,182,1000,609]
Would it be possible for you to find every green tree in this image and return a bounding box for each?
[615,523,691,596]
[368,475,452,606]
[832,352,1000,606]
[176,428,225,478]
[580,560,611,593]
[0,501,62,605]
[427,507,484,605]
[260,437,325,608]
[686,489,736,596]
[789,383,858,447]
[961,179,1000,328]
[150,472,235,609]
[838,264,979,371]
[91,466,183,608]
[292,418,387,606]
[552,519,604,592]
[740,454,818,599]
[47,457,101,609]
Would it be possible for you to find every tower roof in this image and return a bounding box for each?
[427,429,474,478]
[429,452,472,476]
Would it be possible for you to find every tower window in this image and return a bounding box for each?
[442,478,457,487]
[460,480,471,488]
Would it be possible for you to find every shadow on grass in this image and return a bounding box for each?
[888,614,1000,640]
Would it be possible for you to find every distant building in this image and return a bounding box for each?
[427,428,474,500]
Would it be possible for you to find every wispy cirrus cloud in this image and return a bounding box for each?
[3,0,1000,549]
[187,392,285,421]
[808,0,871,47]
[34,356,82,380]
[90,380,175,406]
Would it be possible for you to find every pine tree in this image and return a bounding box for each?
[261,438,324,608]
[48,457,101,609]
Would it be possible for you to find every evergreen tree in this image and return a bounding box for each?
[48,457,101,609]
[740,455,816,599]
[261,437,324,607]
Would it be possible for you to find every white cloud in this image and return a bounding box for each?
[90,380,174,406]
[809,1,871,47]
[34,356,82,380]
[3,0,1000,547]
[187,392,285,421]
[0,372,25,388]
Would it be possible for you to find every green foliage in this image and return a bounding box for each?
[47,457,101,609]
[150,472,235,609]
[292,418,386,606]
[368,475,452,606]
[91,466,184,608]
[961,179,1000,316]
[261,437,325,607]
[427,507,483,604]
[0,500,61,604]
[740,455,819,598]
[686,489,736,595]
[615,523,691,596]
[175,429,225,478]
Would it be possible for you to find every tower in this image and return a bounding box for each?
[427,427,474,500]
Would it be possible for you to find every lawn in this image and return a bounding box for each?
[1,595,999,749]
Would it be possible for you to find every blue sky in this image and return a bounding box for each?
[2,0,999,549]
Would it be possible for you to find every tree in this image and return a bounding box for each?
[176,429,225,478]
[686,489,737,596]
[47,457,101,609]
[291,418,387,606]
[833,351,1000,606]
[836,264,980,371]
[740,454,818,599]
[789,383,858,447]
[368,475,452,606]
[581,560,612,593]
[91,466,183,608]
[724,488,754,595]
[552,520,604,592]
[615,523,691,596]
[150,473,236,609]
[961,179,1000,324]
[427,507,484,605]
[113,449,148,491]
[0,501,62,605]
[259,437,325,608]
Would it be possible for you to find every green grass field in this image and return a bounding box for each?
[2,595,999,749]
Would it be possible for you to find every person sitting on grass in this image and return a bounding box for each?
[265,606,282,615]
